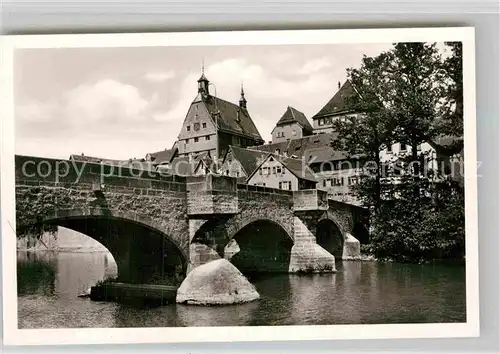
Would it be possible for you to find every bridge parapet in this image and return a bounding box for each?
[186,174,238,216]
[293,189,329,212]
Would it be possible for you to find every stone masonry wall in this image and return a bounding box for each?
[15,156,190,258]
[225,185,295,240]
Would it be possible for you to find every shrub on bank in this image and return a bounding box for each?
[369,189,465,264]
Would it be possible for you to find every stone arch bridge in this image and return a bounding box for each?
[15,155,368,285]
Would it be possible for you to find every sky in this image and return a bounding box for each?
[14,43,393,160]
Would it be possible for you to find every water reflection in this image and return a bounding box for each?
[17,252,466,329]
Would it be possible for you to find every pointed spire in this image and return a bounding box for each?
[197,59,209,95]
[239,81,247,109]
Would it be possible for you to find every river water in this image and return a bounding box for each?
[17,251,466,328]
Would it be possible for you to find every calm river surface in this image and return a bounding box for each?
[17,251,466,328]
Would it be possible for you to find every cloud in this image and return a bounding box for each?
[64,79,150,123]
[297,58,333,75]
[143,71,176,82]
[16,101,58,123]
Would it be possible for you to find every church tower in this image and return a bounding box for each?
[239,83,247,109]
[197,63,210,95]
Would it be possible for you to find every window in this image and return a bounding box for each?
[187,125,191,131]
[202,122,207,128]
[319,118,325,126]
[226,170,229,175]
[323,179,332,187]
[292,130,297,136]
[194,137,199,143]
[236,171,240,178]
[400,141,407,151]
[333,177,344,186]
[387,143,392,152]
[276,166,282,174]
[272,166,277,174]
[261,167,270,176]
[186,139,189,144]
[205,136,210,141]
[275,149,280,155]
[279,181,291,190]
[348,176,358,185]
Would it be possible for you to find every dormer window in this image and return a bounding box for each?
[187,125,191,131]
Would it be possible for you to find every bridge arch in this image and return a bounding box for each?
[226,218,294,274]
[40,208,188,283]
[316,211,346,259]
[225,208,294,244]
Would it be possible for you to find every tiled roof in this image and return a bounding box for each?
[251,132,338,159]
[225,145,268,176]
[69,154,125,166]
[281,156,317,182]
[163,153,213,177]
[247,153,317,183]
[147,148,178,165]
[276,106,313,133]
[202,95,263,142]
[304,146,348,164]
[312,80,355,119]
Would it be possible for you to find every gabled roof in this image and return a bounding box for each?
[304,147,348,164]
[146,147,178,165]
[251,132,338,159]
[223,145,268,176]
[202,95,263,142]
[193,152,216,174]
[68,154,125,166]
[281,156,317,182]
[246,153,317,183]
[275,106,313,133]
[164,152,214,177]
[312,80,355,120]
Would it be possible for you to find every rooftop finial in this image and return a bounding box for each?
[197,59,209,94]
[239,81,247,109]
[338,81,341,89]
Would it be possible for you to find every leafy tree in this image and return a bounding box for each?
[333,42,465,262]
[436,42,464,140]
[332,52,396,210]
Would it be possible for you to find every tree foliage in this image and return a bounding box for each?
[334,42,465,263]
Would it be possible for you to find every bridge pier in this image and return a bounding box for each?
[289,216,336,273]
[15,156,370,306]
